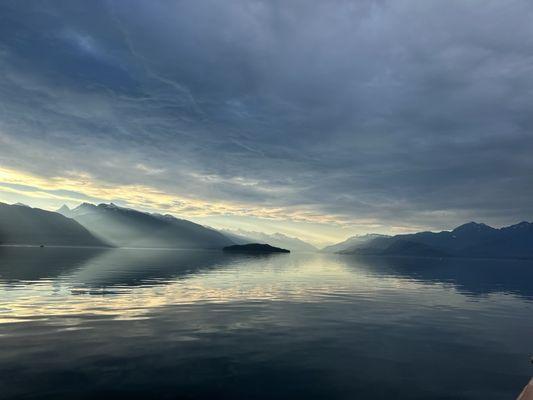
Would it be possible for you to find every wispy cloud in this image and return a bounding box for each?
[0,0,532,244]
[0,166,353,226]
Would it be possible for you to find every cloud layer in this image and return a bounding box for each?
[1,0,533,243]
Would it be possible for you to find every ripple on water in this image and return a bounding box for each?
[1,249,533,399]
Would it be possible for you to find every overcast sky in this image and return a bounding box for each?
[1,0,533,246]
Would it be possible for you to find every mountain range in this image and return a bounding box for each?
[222,229,317,252]
[2,201,533,259]
[58,203,233,249]
[335,222,533,259]
[321,234,390,253]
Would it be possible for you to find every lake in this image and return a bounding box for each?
[1,247,532,399]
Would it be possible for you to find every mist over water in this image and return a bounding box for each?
[1,247,532,399]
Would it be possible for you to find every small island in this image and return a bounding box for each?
[223,243,290,253]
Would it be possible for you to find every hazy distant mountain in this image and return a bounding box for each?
[0,203,108,247]
[321,234,390,253]
[339,222,533,259]
[223,243,290,254]
[57,204,72,216]
[58,203,234,249]
[221,229,317,252]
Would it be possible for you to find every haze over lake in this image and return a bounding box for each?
[1,247,532,400]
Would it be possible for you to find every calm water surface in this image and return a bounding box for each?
[1,247,532,399]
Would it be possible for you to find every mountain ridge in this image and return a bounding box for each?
[57,202,234,249]
[222,229,317,252]
[321,233,390,253]
[336,221,533,259]
[0,203,109,247]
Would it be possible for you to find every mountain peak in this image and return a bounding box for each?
[452,222,494,233]
[70,202,98,215]
[56,204,72,217]
[97,203,127,211]
[75,202,96,210]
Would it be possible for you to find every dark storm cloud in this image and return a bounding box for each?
[1,0,533,230]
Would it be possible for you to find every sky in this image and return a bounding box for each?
[1,0,533,247]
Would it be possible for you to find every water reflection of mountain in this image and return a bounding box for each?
[0,247,290,290]
[4,248,533,300]
[0,247,106,282]
[68,249,287,290]
[343,255,533,299]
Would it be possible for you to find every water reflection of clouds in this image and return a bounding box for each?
[3,250,531,326]
[2,252,533,400]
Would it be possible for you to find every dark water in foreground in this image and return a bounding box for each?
[0,248,532,399]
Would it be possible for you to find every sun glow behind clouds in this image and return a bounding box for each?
[0,166,383,246]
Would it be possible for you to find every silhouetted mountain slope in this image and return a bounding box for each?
[0,203,108,247]
[378,240,449,257]
[222,229,317,252]
[59,203,234,249]
[339,221,533,259]
[460,222,533,259]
